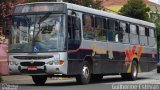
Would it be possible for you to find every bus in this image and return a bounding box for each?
[4,2,157,85]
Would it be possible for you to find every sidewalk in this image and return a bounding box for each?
[1,75,73,84]
[1,75,34,84]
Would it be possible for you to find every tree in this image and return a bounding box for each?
[0,0,15,35]
[0,0,15,17]
[27,0,57,2]
[0,75,2,82]
[119,0,150,21]
[150,8,160,51]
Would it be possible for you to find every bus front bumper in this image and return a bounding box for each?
[9,61,67,75]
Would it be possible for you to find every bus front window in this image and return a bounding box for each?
[9,14,65,52]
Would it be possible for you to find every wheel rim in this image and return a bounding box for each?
[133,64,137,77]
[82,65,90,79]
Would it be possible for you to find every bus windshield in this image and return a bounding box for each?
[9,14,65,53]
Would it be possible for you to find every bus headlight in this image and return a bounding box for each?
[46,60,64,65]
[47,61,54,65]
[53,60,59,65]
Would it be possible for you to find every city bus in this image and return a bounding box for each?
[4,2,157,85]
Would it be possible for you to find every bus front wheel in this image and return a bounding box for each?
[32,75,47,85]
[76,61,91,84]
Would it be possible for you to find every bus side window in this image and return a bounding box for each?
[107,19,120,42]
[74,17,81,40]
[83,14,94,40]
[148,28,156,46]
[120,22,129,43]
[139,26,148,46]
[68,15,81,50]
[107,19,115,41]
[129,24,139,44]
[103,18,108,41]
[95,16,107,41]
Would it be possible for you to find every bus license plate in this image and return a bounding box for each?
[27,66,37,71]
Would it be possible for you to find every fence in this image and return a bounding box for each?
[0,39,9,75]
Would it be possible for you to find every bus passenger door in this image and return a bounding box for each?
[67,11,83,75]
[67,15,81,51]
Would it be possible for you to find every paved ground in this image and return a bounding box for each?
[1,69,160,90]
[1,75,71,84]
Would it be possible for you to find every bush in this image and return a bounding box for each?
[0,76,2,82]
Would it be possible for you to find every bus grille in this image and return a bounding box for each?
[20,69,45,74]
[14,56,53,60]
[20,62,45,66]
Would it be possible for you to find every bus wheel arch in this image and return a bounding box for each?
[84,56,93,73]
[76,56,93,84]
[133,58,139,67]
[121,58,138,81]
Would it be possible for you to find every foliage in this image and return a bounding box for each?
[0,0,15,36]
[27,0,57,2]
[119,0,150,21]
[0,76,2,82]
[150,8,160,50]
[0,0,15,22]
[0,0,15,16]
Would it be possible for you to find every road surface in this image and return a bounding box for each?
[1,69,160,90]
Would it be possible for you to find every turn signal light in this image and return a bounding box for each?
[59,60,64,65]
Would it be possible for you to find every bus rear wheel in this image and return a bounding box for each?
[32,75,47,85]
[121,61,138,81]
[76,61,91,84]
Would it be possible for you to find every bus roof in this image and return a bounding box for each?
[15,2,155,28]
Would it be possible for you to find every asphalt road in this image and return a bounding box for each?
[1,69,160,90]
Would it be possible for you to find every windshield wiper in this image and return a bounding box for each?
[34,12,52,39]
[38,12,52,24]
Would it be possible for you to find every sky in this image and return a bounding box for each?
[149,0,160,5]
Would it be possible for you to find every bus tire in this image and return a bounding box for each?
[121,61,138,81]
[157,67,160,73]
[157,63,160,73]
[32,75,47,85]
[76,61,91,84]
